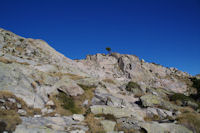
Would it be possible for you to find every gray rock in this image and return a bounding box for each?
[139,122,192,133]
[117,117,140,130]
[70,130,85,133]
[0,99,5,103]
[8,98,16,103]
[140,94,178,111]
[100,120,116,132]
[90,105,132,118]
[72,114,85,122]
[18,109,27,116]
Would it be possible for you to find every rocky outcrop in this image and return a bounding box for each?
[0,28,198,133]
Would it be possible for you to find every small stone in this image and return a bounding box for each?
[0,99,5,103]
[46,100,54,106]
[1,106,6,110]
[34,115,41,118]
[18,109,27,116]
[55,113,61,117]
[8,98,16,103]
[41,108,48,114]
[70,130,85,133]
[47,109,54,114]
[17,103,22,109]
[72,114,85,122]
[82,100,89,107]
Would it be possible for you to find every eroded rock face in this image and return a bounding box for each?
[0,28,197,133]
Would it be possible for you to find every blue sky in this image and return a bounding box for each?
[0,0,200,75]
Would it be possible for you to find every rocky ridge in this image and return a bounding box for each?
[0,28,200,133]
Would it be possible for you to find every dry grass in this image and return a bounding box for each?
[50,92,80,116]
[0,57,12,64]
[95,114,117,122]
[102,79,116,84]
[0,56,29,65]
[0,109,22,132]
[0,90,42,132]
[176,112,200,133]
[0,90,41,116]
[50,84,96,116]
[144,115,161,122]
[15,46,24,53]
[48,72,85,80]
[85,113,105,133]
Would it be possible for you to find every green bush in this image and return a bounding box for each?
[170,93,193,102]
[57,92,80,114]
[191,77,200,89]
[125,81,141,92]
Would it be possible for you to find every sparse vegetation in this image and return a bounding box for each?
[56,91,80,114]
[190,77,200,101]
[126,81,140,91]
[169,93,200,109]
[95,114,117,122]
[19,38,24,42]
[144,115,161,122]
[48,72,84,80]
[102,79,116,84]
[125,81,143,97]
[115,123,147,133]
[85,113,105,133]
[0,109,22,132]
[0,57,12,64]
[78,84,96,91]
[176,112,200,133]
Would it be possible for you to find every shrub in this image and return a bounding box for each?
[170,93,193,102]
[95,114,117,121]
[106,47,111,54]
[125,81,141,92]
[170,93,200,110]
[57,92,80,114]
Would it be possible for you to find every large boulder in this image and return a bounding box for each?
[90,105,132,118]
[100,120,116,132]
[140,94,178,111]
[139,122,192,133]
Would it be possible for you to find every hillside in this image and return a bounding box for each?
[0,28,200,133]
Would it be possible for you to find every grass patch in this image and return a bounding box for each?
[57,91,81,114]
[77,84,96,91]
[144,115,161,122]
[95,114,117,122]
[51,84,96,116]
[169,93,200,109]
[170,93,193,102]
[0,57,12,64]
[85,113,105,133]
[176,112,200,133]
[125,81,141,92]
[125,81,143,97]
[102,79,116,84]
[0,90,41,116]
[0,109,22,132]
[49,72,85,80]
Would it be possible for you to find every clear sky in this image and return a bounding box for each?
[0,0,200,75]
